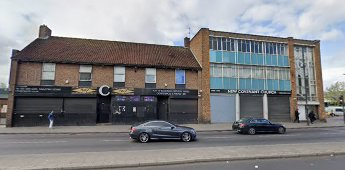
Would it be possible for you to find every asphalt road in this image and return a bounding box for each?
[120,154,345,170]
[0,127,344,155]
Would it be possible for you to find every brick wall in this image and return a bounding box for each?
[186,70,199,89]
[288,38,298,120]
[92,65,114,87]
[55,64,79,86]
[6,60,18,127]
[16,62,41,86]
[125,67,145,88]
[190,28,211,123]
[314,41,325,121]
[156,69,175,88]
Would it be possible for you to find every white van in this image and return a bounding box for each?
[325,106,344,116]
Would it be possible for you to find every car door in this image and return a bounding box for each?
[155,122,176,138]
[260,119,275,132]
[145,122,161,138]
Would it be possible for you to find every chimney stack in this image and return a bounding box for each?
[11,49,20,57]
[184,37,190,48]
[39,25,51,39]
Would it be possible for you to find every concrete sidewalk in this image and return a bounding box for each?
[1,142,345,170]
[0,117,344,134]
[0,116,344,170]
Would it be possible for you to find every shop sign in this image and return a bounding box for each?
[72,87,96,94]
[135,89,198,96]
[210,89,291,95]
[98,85,111,96]
[113,88,134,95]
[15,86,71,95]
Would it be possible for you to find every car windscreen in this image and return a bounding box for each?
[238,118,251,123]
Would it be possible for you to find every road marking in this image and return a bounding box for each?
[0,140,68,144]
[322,132,344,135]
[202,136,236,139]
[258,134,298,137]
[102,139,129,142]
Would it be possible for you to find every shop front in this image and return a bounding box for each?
[210,89,291,123]
[12,86,198,126]
[111,88,199,124]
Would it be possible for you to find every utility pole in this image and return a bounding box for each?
[302,48,310,126]
[340,95,345,124]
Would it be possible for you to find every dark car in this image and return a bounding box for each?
[232,118,286,135]
[129,120,197,143]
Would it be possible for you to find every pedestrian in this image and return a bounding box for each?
[308,110,316,124]
[294,109,300,123]
[60,108,65,118]
[48,110,55,128]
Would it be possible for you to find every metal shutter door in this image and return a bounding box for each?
[240,95,263,118]
[210,95,236,123]
[14,97,63,126]
[268,96,290,122]
[63,98,97,125]
[169,99,198,124]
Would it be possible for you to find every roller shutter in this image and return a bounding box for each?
[63,98,97,125]
[210,95,236,123]
[13,97,63,126]
[240,95,263,118]
[268,96,290,122]
[169,99,197,124]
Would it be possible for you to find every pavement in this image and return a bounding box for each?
[0,116,344,170]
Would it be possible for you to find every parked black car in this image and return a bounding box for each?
[232,118,286,135]
[129,120,197,143]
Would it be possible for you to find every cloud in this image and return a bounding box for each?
[0,0,344,89]
[320,29,344,41]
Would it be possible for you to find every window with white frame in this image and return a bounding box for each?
[145,68,156,83]
[42,63,56,80]
[175,70,185,84]
[41,63,56,85]
[114,66,125,82]
[79,65,92,86]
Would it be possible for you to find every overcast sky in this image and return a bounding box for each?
[0,0,344,89]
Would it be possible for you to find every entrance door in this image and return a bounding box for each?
[157,97,169,121]
[97,96,111,123]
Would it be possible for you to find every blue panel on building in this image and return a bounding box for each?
[245,53,251,64]
[216,51,222,62]
[223,51,231,63]
[210,50,217,62]
[251,53,258,65]
[210,95,236,123]
[238,52,245,64]
[257,54,264,65]
[210,77,223,89]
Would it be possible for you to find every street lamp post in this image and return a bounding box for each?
[340,95,345,124]
[302,48,310,126]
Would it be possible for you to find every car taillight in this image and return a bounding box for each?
[239,123,246,128]
[130,127,136,133]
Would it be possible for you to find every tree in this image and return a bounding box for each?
[0,82,7,88]
[324,81,345,106]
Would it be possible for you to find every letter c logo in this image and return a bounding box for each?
[99,85,110,96]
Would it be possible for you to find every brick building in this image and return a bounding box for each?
[188,28,325,123]
[0,88,8,125]
[6,25,203,127]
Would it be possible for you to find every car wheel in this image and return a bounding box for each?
[138,133,150,143]
[248,128,256,135]
[181,132,192,142]
[278,127,286,134]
